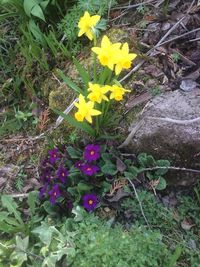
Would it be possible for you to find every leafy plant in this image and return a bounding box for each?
[136,4,149,15]
[171,52,181,63]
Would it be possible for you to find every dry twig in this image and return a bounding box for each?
[127,178,150,228]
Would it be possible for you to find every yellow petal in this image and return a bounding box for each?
[85,30,93,40]
[90,109,101,116]
[90,15,100,26]
[85,114,92,123]
[91,47,101,55]
[101,35,110,48]
[115,64,122,75]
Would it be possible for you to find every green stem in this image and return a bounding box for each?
[93,34,97,83]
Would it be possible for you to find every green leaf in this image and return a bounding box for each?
[101,163,118,175]
[72,206,86,222]
[138,153,156,167]
[28,191,38,217]
[53,109,95,137]
[124,171,137,179]
[77,182,92,193]
[28,19,45,44]
[1,195,23,225]
[166,246,182,267]
[67,146,81,159]
[31,4,46,21]
[156,177,167,190]
[16,236,29,251]
[40,0,50,9]
[101,153,112,162]
[73,57,90,88]
[56,69,83,94]
[32,222,53,245]
[0,12,17,20]
[155,160,170,176]
[23,0,38,17]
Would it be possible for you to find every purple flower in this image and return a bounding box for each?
[57,166,68,183]
[48,148,60,164]
[82,163,99,176]
[83,193,99,212]
[39,184,48,199]
[84,144,100,162]
[75,160,85,170]
[49,184,61,204]
[41,169,53,182]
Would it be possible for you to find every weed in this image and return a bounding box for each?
[171,52,181,63]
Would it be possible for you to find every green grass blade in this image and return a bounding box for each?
[53,108,95,137]
[73,57,90,88]
[56,69,83,95]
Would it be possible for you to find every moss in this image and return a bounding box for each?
[48,83,75,111]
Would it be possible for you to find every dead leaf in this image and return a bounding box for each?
[125,92,152,109]
[107,188,130,202]
[116,158,126,173]
[181,218,196,230]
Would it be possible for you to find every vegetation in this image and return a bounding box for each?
[1,1,200,267]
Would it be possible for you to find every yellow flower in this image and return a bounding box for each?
[87,83,110,103]
[74,94,101,123]
[78,11,100,40]
[92,35,121,70]
[109,85,131,101]
[115,43,137,75]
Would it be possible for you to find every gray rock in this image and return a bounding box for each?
[120,90,200,186]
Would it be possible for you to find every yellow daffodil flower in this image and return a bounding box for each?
[115,43,137,75]
[87,83,110,103]
[78,11,100,40]
[74,94,101,123]
[109,85,131,101]
[92,35,121,70]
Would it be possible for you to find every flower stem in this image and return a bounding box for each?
[93,34,97,83]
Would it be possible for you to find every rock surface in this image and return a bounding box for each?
[120,89,200,185]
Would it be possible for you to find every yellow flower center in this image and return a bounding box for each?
[53,154,56,158]
[90,151,95,155]
[87,167,92,171]
[53,192,57,196]
[62,172,65,177]
[88,200,93,205]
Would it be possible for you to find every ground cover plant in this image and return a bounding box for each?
[1,1,200,267]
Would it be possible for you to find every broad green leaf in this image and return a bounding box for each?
[72,206,85,222]
[101,153,112,162]
[156,177,167,190]
[67,146,81,159]
[28,191,38,217]
[53,109,95,137]
[73,57,90,88]
[32,222,53,245]
[16,236,29,251]
[56,69,83,94]
[155,160,170,176]
[101,163,118,175]
[77,182,92,193]
[124,171,137,179]
[0,221,20,233]
[23,0,38,17]
[1,195,23,224]
[40,0,49,9]
[31,4,46,21]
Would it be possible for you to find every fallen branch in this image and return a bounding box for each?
[142,166,200,175]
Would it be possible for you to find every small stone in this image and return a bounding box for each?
[180,79,197,91]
